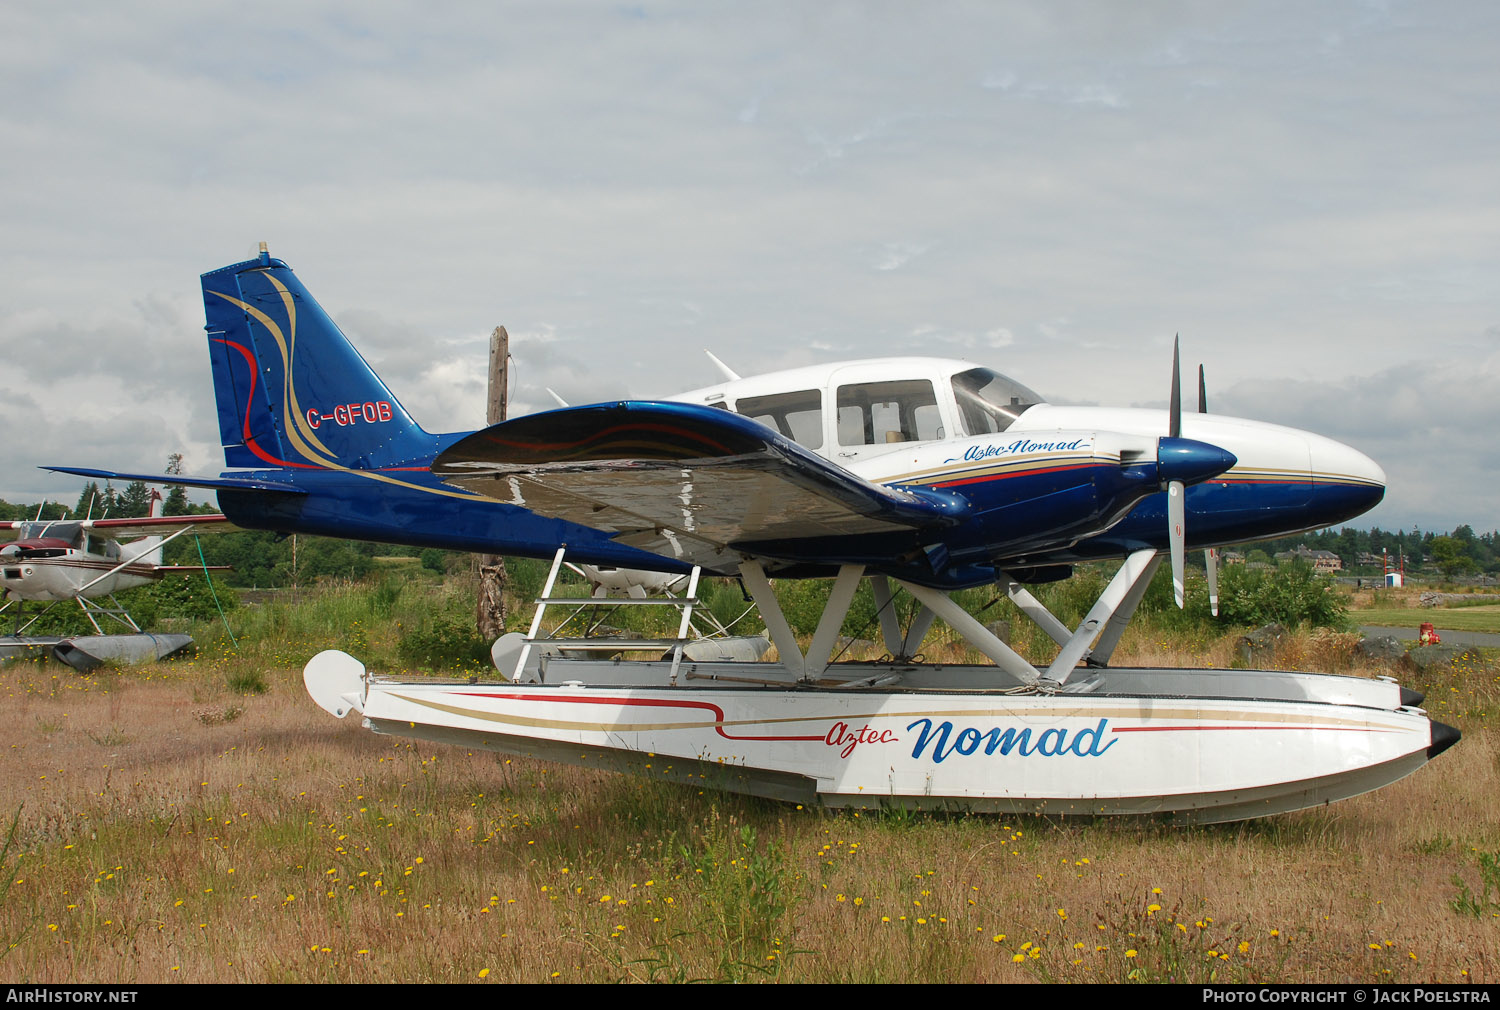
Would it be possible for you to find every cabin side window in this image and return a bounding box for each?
[836,380,942,446]
[734,389,824,449]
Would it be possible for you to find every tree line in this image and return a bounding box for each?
[3,478,1496,586]
[1252,524,1499,578]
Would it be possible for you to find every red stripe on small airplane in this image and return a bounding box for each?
[928,461,1103,489]
[90,515,230,530]
[456,691,824,742]
[9,559,161,578]
[212,338,326,471]
[1110,724,1391,734]
[1213,477,1383,488]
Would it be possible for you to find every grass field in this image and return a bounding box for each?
[3,604,1498,984]
[1353,605,1500,635]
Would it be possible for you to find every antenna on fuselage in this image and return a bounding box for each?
[704,349,741,382]
[545,388,569,408]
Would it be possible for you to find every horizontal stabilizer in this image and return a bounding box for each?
[433,401,965,569]
[43,466,307,495]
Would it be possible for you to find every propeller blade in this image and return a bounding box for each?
[1169,480,1186,608]
[1197,361,1218,613]
[1169,335,1182,438]
[1205,547,1220,617]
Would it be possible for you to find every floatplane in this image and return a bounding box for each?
[1,491,234,668]
[53,247,1458,822]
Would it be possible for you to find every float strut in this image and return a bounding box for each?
[1043,548,1161,684]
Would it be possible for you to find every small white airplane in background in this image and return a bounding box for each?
[1,491,234,634]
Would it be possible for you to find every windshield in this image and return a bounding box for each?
[951,367,1045,435]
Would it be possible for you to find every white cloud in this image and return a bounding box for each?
[872,241,932,271]
[1216,349,1500,533]
[0,0,1496,535]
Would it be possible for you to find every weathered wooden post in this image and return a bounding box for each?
[476,326,509,639]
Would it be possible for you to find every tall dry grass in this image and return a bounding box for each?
[1,620,1497,983]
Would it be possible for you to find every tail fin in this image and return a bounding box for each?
[201,247,437,471]
[125,535,165,567]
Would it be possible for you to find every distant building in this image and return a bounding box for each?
[1275,545,1343,573]
[1302,549,1343,573]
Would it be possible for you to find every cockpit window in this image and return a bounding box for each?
[734,389,824,449]
[837,380,942,446]
[952,367,1044,435]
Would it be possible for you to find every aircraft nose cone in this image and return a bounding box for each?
[1309,435,1386,519]
[1157,437,1238,486]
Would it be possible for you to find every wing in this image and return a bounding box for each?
[432,401,964,571]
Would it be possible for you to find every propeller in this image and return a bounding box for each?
[1198,363,1220,617]
[1108,337,1234,611]
[1168,337,1186,607]
[1156,340,1238,609]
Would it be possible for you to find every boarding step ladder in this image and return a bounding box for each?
[513,547,702,684]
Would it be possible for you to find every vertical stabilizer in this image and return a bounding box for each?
[125,535,165,567]
[201,250,437,471]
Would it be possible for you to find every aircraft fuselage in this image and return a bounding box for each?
[213,356,1382,589]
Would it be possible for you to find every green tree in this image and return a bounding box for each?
[116,480,153,518]
[1430,536,1478,579]
[73,482,103,518]
[164,454,191,516]
[1216,561,1348,629]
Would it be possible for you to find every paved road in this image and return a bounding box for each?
[1359,625,1500,649]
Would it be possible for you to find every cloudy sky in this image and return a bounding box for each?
[2,1,1496,533]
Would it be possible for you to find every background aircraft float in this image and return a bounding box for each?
[54,248,1456,821]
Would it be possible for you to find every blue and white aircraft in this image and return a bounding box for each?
[54,246,1383,598]
[53,248,1451,822]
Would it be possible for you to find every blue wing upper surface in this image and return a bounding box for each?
[432,401,965,570]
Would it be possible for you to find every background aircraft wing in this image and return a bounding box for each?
[433,402,964,570]
[1,514,238,540]
[76,514,239,538]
